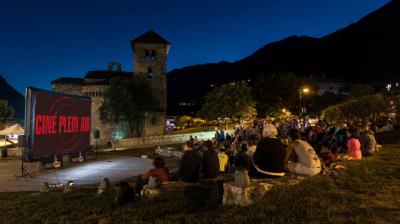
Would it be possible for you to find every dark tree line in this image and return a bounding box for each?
[0,100,14,127]
[197,71,381,119]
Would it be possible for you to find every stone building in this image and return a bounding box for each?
[51,30,171,145]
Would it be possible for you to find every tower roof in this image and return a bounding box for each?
[51,77,84,85]
[84,70,132,80]
[130,30,170,46]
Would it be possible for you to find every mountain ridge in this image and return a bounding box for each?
[0,75,25,120]
[167,0,400,115]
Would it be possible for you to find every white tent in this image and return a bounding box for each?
[0,123,24,135]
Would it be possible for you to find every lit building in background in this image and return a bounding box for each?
[51,31,170,145]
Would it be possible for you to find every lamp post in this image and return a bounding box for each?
[299,87,310,126]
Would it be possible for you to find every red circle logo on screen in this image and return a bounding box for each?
[49,96,85,153]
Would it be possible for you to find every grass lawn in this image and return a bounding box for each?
[0,144,399,223]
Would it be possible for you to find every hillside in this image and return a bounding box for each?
[0,75,25,120]
[167,0,400,115]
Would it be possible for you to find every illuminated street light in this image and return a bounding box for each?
[282,108,287,113]
[299,87,311,127]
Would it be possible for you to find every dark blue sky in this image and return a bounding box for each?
[0,0,390,93]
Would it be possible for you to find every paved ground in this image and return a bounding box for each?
[0,156,153,192]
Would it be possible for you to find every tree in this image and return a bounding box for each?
[103,76,158,138]
[197,82,256,121]
[253,72,298,116]
[0,100,14,127]
[306,92,346,115]
[176,115,192,128]
[349,84,375,98]
[322,94,387,124]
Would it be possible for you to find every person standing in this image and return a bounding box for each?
[215,131,220,142]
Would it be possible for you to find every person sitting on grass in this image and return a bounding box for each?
[346,127,362,160]
[201,140,220,179]
[135,157,169,195]
[252,123,285,178]
[286,128,321,176]
[334,123,348,153]
[217,147,229,173]
[319,141,337,167]
[246,134,258,157]
[234,143,251,171]
[179,141,203,182]
[359,121,378,157]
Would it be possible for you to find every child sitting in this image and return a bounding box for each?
[319,142,337,167]
[135,157,169,195]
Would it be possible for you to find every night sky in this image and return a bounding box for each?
[0,0,390,93]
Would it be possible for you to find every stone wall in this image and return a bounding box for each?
[223,175,307,206]
[81,85,111,145]
[52,84,82,96]
[143,111,166,137]
[119,130,233,148]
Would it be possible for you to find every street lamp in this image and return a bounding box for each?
[299,87,310,126]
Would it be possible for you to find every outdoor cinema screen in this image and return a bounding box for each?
[25,87,91,159]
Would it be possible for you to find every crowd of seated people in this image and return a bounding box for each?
[135,118,382,195]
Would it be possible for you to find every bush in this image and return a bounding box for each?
[323,94,387,124]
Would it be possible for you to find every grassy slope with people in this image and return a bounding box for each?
[0,142,399,223]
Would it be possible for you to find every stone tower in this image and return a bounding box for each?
[131,30,171,136]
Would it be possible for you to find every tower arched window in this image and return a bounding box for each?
[147,67,153,79]
[151,51,156,61]
[145,50,150,61]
